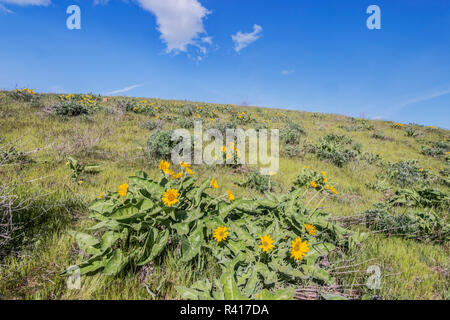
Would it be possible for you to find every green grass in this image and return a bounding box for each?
[0,90,448,300]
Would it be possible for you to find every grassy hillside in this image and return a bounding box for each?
[0,89,448,300]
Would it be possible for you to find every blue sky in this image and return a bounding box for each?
[1,0,449,128]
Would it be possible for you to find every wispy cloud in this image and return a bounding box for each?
[386,86,450,117]
[136,0,211,56]
[0,0,51,5]
[0,3,13,13]
[232,24,263,53]
[93,0,109,5]
[281,69,295,76]
[105,84,144,96]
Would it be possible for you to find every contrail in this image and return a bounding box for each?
[385,86,450,118]
[105,84,144,96]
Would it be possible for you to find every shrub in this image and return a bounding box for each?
[340,120,374,132]
[116,99,151,114]
[314,134,361,167]
[63,166,360,300]
[421,141,449,158]
[405,127,419,137]
[176,118,195,129]
[388,187,449,210]
[206,122,237,137]
[371,131,390,141]
[280,122,305,145]
[9,88,36,102]
[380,160,429,188]
[364,206,449,243]
[282,145,300,158]
[231,110,254,125]
[359,152,383,165]
[146,130,185,161]
[292,167,339,195]
[66,156,100,181]
[142,119,164,131]
[178,104,196,117]
[236,172,273,193]
[0,145,30,165]
[52,101,89,117]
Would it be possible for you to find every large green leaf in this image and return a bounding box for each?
[302,265,334,284]
[175,286,202,300]
[137,229,169,266]
[128,175,164,198]
[104,248,127,276]
[101,231,121,250]
[220,272,247,300]
[109,204,144,221]
[172,222,190,236]
[89,200,116,215]
[69,231,101,255]
[219,199,245,219]
[194,179,210,206]
[181,221,204,262]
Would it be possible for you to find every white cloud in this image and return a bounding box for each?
[136,0,211,54]
[231,24,263,53]
[0,0,51,5]
[106,84,144,96]
[281,69,295,76]
[0,3,13,13]
[93,0,109,5]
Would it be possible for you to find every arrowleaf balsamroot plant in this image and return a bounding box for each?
[63,161,360,300]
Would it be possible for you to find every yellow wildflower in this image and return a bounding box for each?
[118,184,128,197]
[180,162,191,168]
[159,160,171,174]
[171,172,183,179]
[304,224,317,236]
[162,189,180,207]
[213,226,229,242]
[259,235,276,253]
[330,186,338,195]
[226,190,235,201]
[210,178,219,189]
[290,237,309,261]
